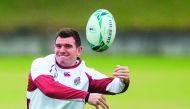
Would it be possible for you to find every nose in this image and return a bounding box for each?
[60,46,66,52]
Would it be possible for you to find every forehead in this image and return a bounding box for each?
[55,36,76,44]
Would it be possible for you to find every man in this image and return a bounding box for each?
[26,28,130,109]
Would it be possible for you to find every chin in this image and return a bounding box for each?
[59,58,66,63]
[56,56,64,62]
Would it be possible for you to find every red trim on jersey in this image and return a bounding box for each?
[33,75,89,100]
[85,72,115,94]
[56,58,82,69]
[27,73,37,91]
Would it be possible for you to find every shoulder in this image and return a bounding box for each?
[32,54,55,66]
[32,57,44,65]
[31,54,55,72]
[30,54,55,80]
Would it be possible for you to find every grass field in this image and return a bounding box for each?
[0,55,190,109]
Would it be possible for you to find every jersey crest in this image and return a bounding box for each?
[74,77,81,86]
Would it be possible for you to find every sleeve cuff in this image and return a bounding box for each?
[85,93,90,103]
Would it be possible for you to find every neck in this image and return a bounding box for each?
[56,59,81,69]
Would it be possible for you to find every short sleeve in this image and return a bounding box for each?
[31,58,53,80]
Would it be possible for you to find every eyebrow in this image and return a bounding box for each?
[55,43,73,47]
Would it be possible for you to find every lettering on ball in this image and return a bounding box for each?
[107,19,112,44]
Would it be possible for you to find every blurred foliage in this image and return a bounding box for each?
[0,0,190,31]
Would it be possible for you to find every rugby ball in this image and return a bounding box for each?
[86,9,116,52]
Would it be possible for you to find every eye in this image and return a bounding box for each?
[55,44,61,48]
[64,44,73,48]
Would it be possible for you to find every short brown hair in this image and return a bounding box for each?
[56,28,81,47]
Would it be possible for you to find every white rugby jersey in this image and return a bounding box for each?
[27,54,129,109]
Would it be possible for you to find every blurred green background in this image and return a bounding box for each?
[0,0,190,109]
[0,0,190,31]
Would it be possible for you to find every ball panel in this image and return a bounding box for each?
[88,41,109,52]
[86,15,100,45]
[86,9,116,52]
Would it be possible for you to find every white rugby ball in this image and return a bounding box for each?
[86,9,116,52]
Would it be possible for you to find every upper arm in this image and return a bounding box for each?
[30,58,53,80]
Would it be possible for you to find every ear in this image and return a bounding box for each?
[77,46,83,56]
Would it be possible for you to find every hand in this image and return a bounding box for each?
[87,93,109,109]
[113,65,130,83]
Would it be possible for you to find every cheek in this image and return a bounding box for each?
[54,49,58,54]
[54,47,60,53]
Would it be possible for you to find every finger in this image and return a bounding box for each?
[113,73,129,79]
[116,69,129,73]
[113,71,129,77]
[116,76,129,79]
[113,72,129,77]
[114,66,129,72]
[95,105,99,109]
[100,96,109,109]
[98,99,109,109]
[100,95,109,108]
[101,95,106,101]
[100,97,109,108]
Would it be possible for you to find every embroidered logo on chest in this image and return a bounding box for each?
[64,72,71,77]
[74,77,81,86]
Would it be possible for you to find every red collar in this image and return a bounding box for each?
[56,59,82,69]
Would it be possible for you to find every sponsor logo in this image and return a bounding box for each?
[101,12,108,16]
[64,72,71,77]
[89,25,97,33]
